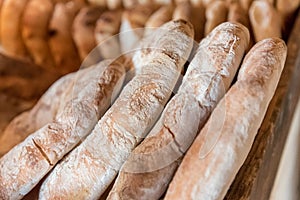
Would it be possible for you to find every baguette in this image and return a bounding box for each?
[107,22,250,200]
[0,71,76,157]
[0,59,126,199]
[39,20,194,200]
[0,0,30,59]
[95,9,122,59]
[165,37,287,200]
[119,4,157,53]
[73,6,103,61]
[249,0,282,42]
[48,2,82,74]
[204,0,228,36]
[22,0,55,70]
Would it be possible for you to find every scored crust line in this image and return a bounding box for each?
[32,138,53,166]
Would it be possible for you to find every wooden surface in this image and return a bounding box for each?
[225,10,300,200]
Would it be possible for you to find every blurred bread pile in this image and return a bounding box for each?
[0,0,299,199]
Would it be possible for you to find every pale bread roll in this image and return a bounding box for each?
[22,0,55,70]
[95,9,122,59]
[204,0,228,36]
[48,2,82,74]
[73,6,103,61]
[0,0,30,59]
[119,4,157,53]
[0,59,126,199]
[107,0,122,9]
[0,72,75,157]
[107,22,250,200]
[165,38,287,200]
[249,0,282,42]
[39,20,194,200]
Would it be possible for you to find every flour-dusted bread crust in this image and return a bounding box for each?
[0,0,30,59]
[204,0,228,36]
[249,1,282,42]
[0,71,75,157]
[95,9,122,59]
[165,38,287,200]
[107,22,250,200]
[132,19,194,74]
[39,20,194,200]
[73,6,103,61]
[0,59,126,199]
[22,0,55,70]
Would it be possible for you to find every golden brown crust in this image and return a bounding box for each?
[0,0,30,60]
[22,0,55,69]
[72,6,103,61]
[249,0,282,42]
[48,2,82,74]
[204,0,228,36]
[165,38,287,200]
[145,5,174,29]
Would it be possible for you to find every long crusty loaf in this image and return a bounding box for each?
[0,0,30,59]
[22,0,55,70]
[39,20,194,200]
[0,71,75,157]
[0,59,126,199]
[165,37,287,200]
[107,22,250,200]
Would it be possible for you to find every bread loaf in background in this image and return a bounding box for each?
[165,37,287,200]
[249,0,282,42]
[204,0,228,36]
[0,0,30,60]
[38,20,194,200]
[0,59,126,199]
[22,0,55,70]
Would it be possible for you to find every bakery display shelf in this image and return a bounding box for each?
[225,9,300,200]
